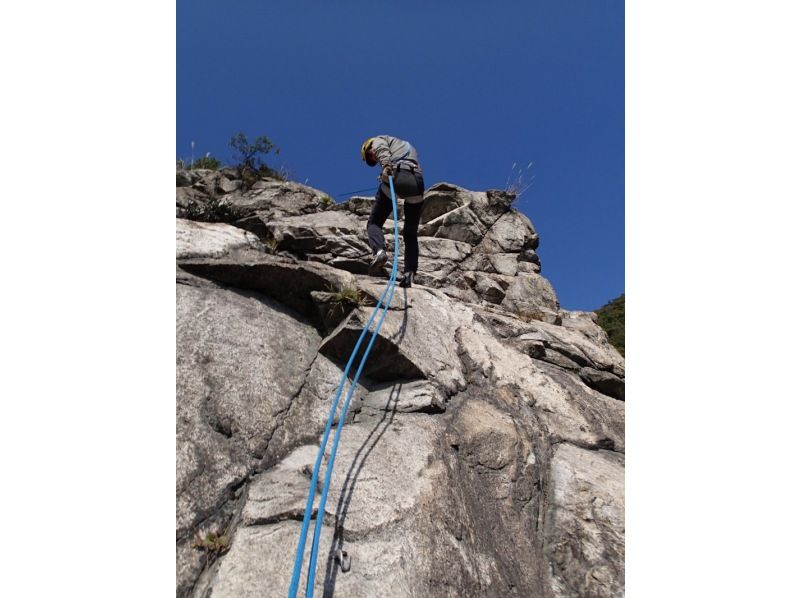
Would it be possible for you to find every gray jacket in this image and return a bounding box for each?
[370,135,420,169]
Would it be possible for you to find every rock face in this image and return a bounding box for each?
[176,171,625,597]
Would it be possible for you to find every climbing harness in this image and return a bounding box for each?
[287,176,401,598]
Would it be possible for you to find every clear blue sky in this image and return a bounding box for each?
[177,0,624,311]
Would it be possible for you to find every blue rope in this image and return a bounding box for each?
[287,176,400,598]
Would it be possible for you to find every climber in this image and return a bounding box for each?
[361,135,425,288]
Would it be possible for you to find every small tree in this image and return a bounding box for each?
[229,132,279,171]
[229,132,282,188]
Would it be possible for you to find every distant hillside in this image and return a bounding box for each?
[595,294,624,356]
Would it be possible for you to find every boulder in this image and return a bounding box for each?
[231,180,329,221]
[357,379,446,415]
[470,272,514,305]
[176,282,322,595]
[319,288,473,396]
[415,258,464,290]
[479,209,540,253]
[264,211,369,259]
[467,188,516,228]
[425,204,487,245]
[545,444,625,598]
[190,169,222,195]
[178,255,358,321]
[240,445,321,526]
[517,260,542,274]
[579,366,625,400]
[176,169,194,187]
[216,177,241,194]
[419,183,469,223]
[176,186,210,217]
[176,218,263,260]
[195,412,447,598]
[332,195,372,215]
[417,237,472,262]
[500,273,561,324]
[455,323,625,452]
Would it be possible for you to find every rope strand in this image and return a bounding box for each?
[288,176,400,597]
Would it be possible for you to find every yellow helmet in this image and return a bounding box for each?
[361,137,377,166]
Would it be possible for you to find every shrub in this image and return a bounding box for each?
[192,153,221,170]
[595,294,624,356]
[328,285,366,312]
[332,286,364,306]
[504,161,535,199]
[184,198,236,223]
[176,153,222,171]
[319,195,334,209]
[258,164,285,181]
[229,132,279,172]
[228,132,282,189]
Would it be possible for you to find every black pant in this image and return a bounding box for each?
[366,169,425,273]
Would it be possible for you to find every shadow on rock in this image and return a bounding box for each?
[320,288,420,382]
[321,383,403,597]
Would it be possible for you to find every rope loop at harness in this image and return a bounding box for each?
[287,177,400,598]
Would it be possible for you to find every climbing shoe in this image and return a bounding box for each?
[399,271,415,288]
[369,249,387,271]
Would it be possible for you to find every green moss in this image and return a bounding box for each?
[192,531,230,554]
[264,238,279,254]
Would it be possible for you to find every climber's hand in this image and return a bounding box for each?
[380,165,393,183]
